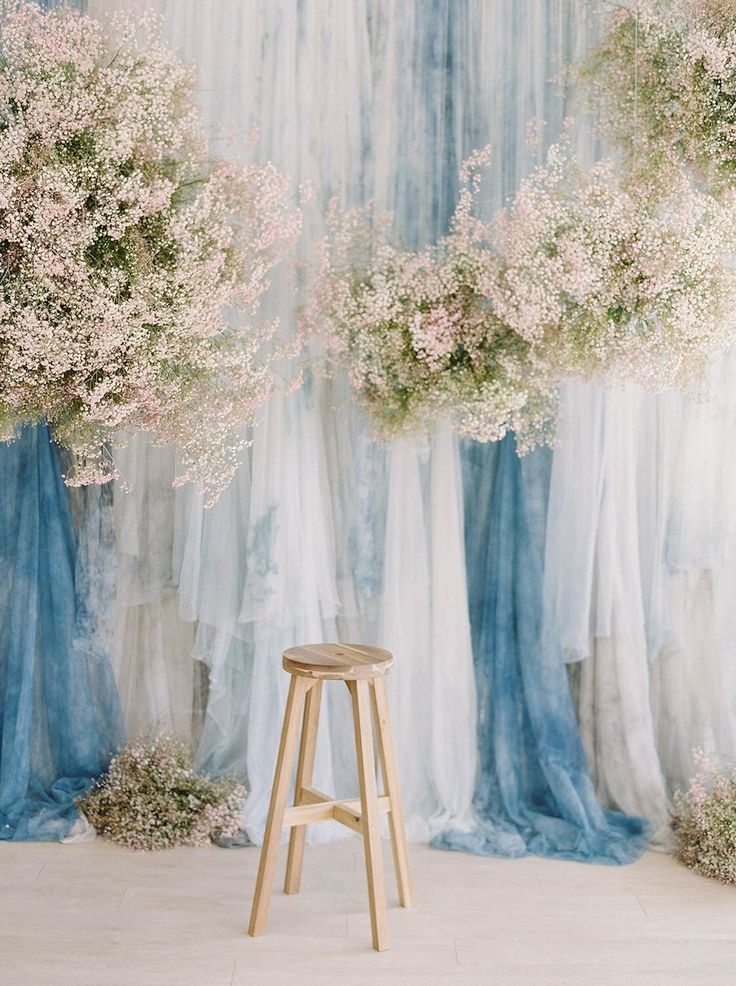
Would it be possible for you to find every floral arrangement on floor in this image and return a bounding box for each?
[674,751,736,884]
[315,143,736,447]
[585,0,736,190]
[77,734,245,851]
[0,3,301,502]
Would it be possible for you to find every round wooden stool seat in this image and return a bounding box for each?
[282,643,393,681]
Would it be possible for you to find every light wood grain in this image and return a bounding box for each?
[349,678,390,951]
[371,677,414,908]
[248,675,310,937]
[3,840,735,986]
[296,786,335,806]
[283,643,393,681]
[283,795,391,828]
[284,680,323,895]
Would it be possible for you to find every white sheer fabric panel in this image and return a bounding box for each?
[541,1,736,845]
[89,0,478,843]
[370,2,478,840]
[86,0,736,850]
[145,0,369,844]
[111,436,196,742]
[648,352,736,792]
[536,2,671,844]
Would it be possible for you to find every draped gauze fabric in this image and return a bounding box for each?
[89,0,478,843]
[547,386,673,846]
[549,366,736,847]
[111,440,195,744]
[0,426,123,841]
[420,0,643,861]
[75,0,736,860]
[370,1,478,838]
[434,437,649,861]
[539,3,736,845]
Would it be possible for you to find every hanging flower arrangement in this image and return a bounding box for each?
[314,170,557,451]
[315,144,736,447]
[585,0,736,190]
[0,3,301,503]
[489,145,736,395]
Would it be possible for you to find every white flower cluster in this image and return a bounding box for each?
[587,0,736,190]
[78,734,245,851]
[487,146,736,396]
[316,143,736,447]
[0,3,300,502]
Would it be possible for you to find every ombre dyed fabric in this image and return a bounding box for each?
[0,426,122,841]
[433,437,650,863]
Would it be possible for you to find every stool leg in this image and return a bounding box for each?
[349,678,389,952]
[370,678,414,908]
[284,679,323,894]
[248,674,310,937]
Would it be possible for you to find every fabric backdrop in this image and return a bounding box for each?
[3,0,735,857]
[0,0,124,845]
[84,0,736,850]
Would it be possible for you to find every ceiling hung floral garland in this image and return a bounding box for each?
[586,0,736,193]
[315,8,736,450]
[0,4,301,501]
[316,147,736,445]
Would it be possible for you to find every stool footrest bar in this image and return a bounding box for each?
[283,793,391,829]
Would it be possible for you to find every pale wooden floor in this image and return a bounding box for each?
[1,837,735,986]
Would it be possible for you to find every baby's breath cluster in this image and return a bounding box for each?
[0,3,300,502]
[78,734,245,851]
[674,751,736,884]
[490,144,736,395]
[316,144,736,445]
[316,177,556,450]
[586,0,736,190]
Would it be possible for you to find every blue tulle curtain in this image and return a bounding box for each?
[434,438,650,862]
[0,426,122,840]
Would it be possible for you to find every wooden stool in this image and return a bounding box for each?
[248,643,413,951]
